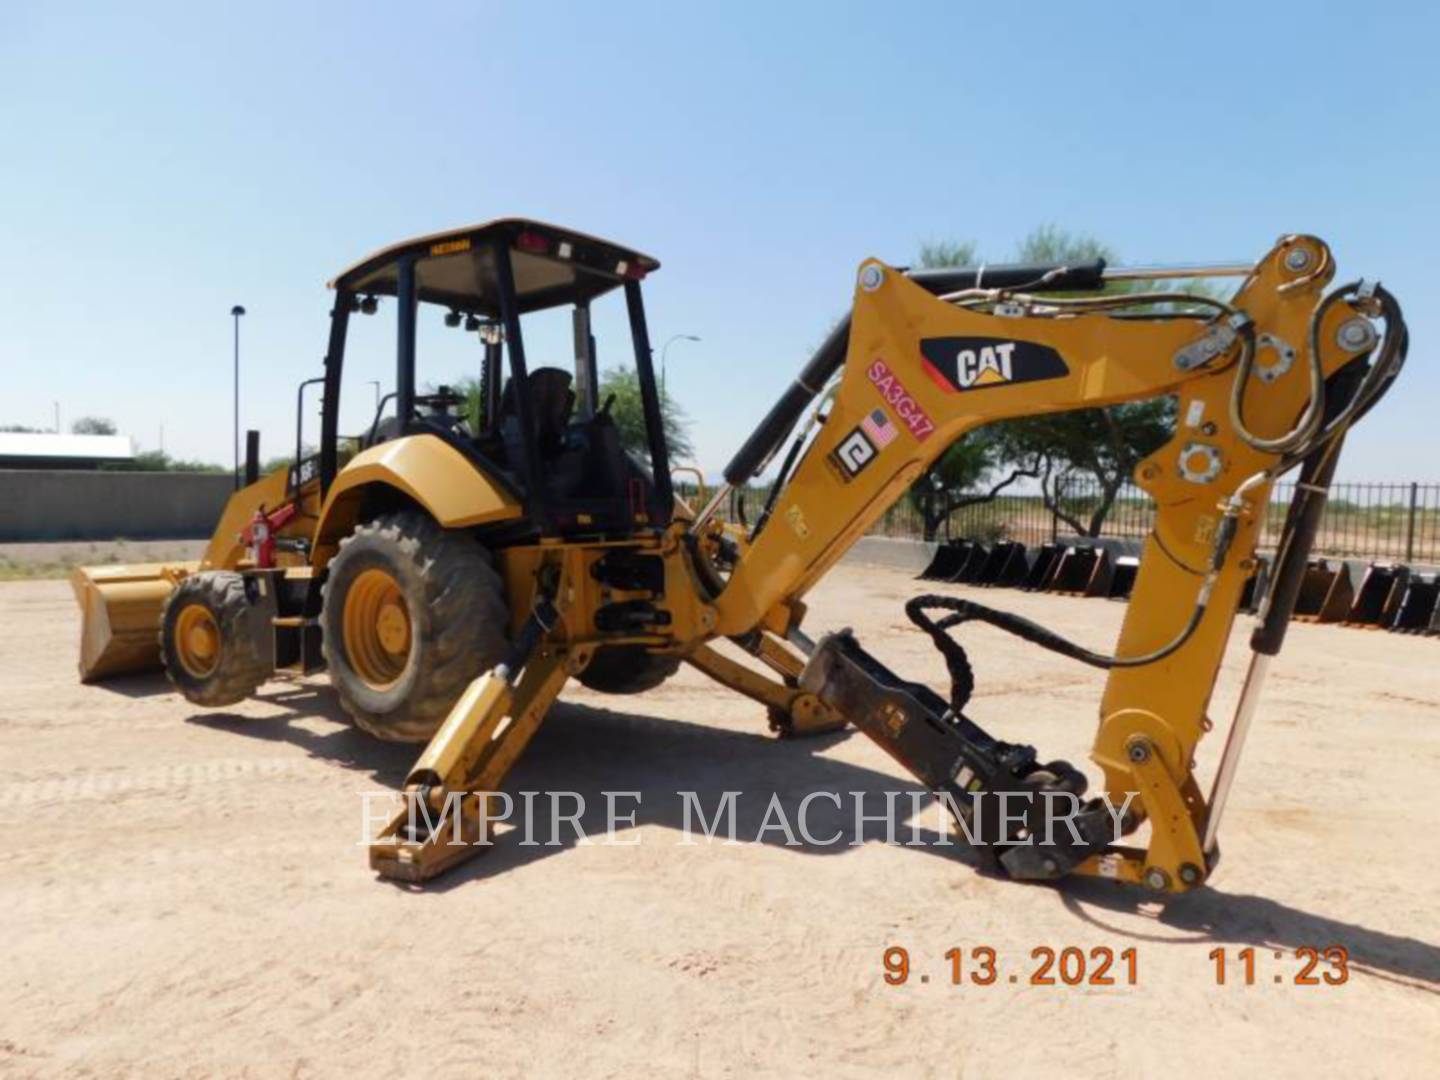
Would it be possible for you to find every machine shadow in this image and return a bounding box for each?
[91,670,172,699]
[188,682,416,788]
[1052,871,1440,993]
[423,700,981,890]
[188,686,978,878]
[185,683,1438,992]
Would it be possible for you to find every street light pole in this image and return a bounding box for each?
[660,333,700,398]
[231,305,246,489]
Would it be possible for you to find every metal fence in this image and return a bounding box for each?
[705,480,1440,565]
[888,480,1440,563]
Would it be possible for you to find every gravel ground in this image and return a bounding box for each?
[0,539,205,579]
[1,564,1436,1077]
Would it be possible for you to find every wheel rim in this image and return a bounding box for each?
[343,568,412,690]
[174,604,221,679]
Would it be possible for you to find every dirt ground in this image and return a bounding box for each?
[2,563,1437,1077]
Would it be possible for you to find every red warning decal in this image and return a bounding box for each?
[867,359,936,441]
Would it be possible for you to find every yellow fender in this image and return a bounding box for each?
[312,434,522,562]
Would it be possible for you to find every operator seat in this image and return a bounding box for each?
[499,367,576,456]
[494,367,638,515]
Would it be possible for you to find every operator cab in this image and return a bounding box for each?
[314,218,672,537]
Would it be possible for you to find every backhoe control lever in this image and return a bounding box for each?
[799,631,1114,880]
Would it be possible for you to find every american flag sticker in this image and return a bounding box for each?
[860,408,897,449]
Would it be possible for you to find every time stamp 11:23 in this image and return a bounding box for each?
[881,945,1351,987]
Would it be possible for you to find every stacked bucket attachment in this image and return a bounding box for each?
[1022,544,1061,591]
[907,532,1440,637]
[1048,545,1114,598]
[1106,556,1140,601]
[916,539,967,581]
[1390,574,1440,633]
[954,543,990,584]
[916,539,990,584]
[1344,563,1410,628]
[976,542,1032,588]
[1290,559,1353,623]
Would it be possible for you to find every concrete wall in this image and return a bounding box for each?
[844,536,939,572]
[0,470,233,541]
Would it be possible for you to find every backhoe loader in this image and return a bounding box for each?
[71,219,1407,892]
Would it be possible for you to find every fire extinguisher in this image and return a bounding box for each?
[240,503,298,568]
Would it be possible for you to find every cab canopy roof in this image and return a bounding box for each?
[328,218,660,317]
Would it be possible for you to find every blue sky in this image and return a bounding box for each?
[2,2,1436,481]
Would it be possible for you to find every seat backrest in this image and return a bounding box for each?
[499,367,575,450]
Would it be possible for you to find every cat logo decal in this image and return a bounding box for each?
[920,337,1069,392]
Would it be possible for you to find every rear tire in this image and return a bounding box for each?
[321,511,509,742]
[160,571,270,707]
[576,645,681,694]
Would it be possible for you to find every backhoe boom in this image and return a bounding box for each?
[697,234,1405,891]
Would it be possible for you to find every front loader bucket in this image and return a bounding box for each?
[70,562,194,682]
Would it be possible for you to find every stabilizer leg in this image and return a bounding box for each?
[369,646,584,882]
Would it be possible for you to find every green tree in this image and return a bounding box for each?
[455,375,485,433]
[597,366,694,463]
[102,450,226,473]
[991,402,1173,536]
[904,236,1032,540]
[1012,223,1113,268]
[439,370,693,464]
[260,438,357,477]
[166,456,229,473]
[914,225,1186,537]
[449,368,693,463]
[1001,226,1175,535]
[71,416,117,435]
[915,238,978,270]
[905,430,1037,541]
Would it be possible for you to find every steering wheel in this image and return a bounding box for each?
[414,386,467,416]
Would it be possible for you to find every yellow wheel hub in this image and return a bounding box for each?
[174,604,221,679]
[343,568,412,690]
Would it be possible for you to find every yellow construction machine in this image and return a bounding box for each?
[71,220,1406,891]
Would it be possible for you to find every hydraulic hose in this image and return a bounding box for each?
[721,260,1107,488]
[1228,287,1345,456]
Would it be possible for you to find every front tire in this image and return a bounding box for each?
[160,571,270,706]
[321,511,509,742]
